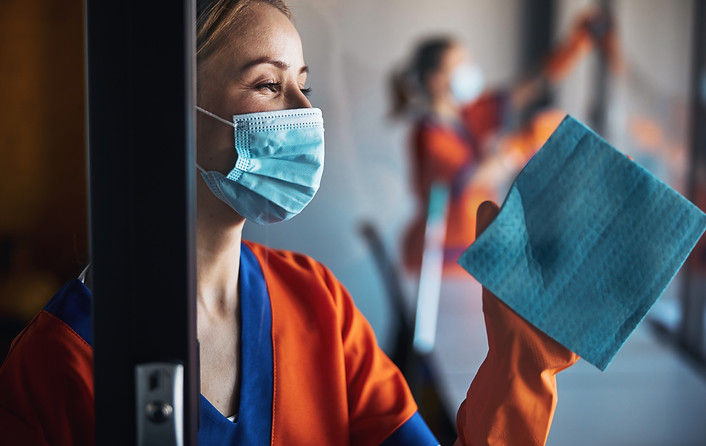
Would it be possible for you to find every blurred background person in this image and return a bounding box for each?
[389,8,615,276]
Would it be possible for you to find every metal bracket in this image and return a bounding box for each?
[135,363,184,446]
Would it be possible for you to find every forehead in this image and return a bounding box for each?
[441,44,470,70]
[218,3,305,70]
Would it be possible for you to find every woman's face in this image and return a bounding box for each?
[427,43,471,100]
[196,3,311,173]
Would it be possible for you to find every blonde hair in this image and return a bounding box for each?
[196,0,292,63]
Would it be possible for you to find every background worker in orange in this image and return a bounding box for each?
[390,9,616,274]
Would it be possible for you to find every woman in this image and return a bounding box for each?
[392,13,607,275]
[0,1,578,444]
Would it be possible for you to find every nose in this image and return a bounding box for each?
[286,87,312,109]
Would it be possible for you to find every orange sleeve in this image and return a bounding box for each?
[543,26,594,82]
[0,311,95,446]
[542,9,624,83]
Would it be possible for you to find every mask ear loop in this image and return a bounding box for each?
[196,106,237,128]
[195,106,239,174]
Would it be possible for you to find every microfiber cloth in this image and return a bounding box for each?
[458,115,706,370]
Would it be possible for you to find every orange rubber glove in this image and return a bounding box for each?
[454,201,580,446]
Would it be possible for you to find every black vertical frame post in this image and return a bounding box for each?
[86,0,198,444]
[522,0,555,69]
[588,0,611,137]
[519,0,555,127]
[681,0,706,361]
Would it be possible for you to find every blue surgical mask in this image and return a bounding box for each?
[196,107,325,225]
[449,62,484,104]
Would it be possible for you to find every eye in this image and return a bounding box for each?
[300,87,312,97]
[256,82,281,93]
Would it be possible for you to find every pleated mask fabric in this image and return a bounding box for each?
[197,107,324,225]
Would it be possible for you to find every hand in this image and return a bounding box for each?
[475,201,579,374]
[576,8,613,42]
[574,7,624,75]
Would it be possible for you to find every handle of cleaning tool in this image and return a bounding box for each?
[413,183,450,354]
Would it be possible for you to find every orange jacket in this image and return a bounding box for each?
[0,239,577,445]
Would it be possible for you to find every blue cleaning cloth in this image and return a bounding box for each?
[458,115,706,370]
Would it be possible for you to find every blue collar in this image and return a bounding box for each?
[198,243,273,445]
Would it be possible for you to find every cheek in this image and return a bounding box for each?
[228,92,283,115]
[223,82,296,115]
[218,83,262,115]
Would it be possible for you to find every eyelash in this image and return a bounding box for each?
[256,82,312,97]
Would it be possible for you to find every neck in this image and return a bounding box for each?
[196,184,245,318]
[431,94,461,120]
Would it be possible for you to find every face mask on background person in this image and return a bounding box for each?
[196,107,325,225]
[449,62,484,105]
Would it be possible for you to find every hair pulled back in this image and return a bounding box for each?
[389,36,454,117]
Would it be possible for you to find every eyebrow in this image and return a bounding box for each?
[239,57,309,74]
